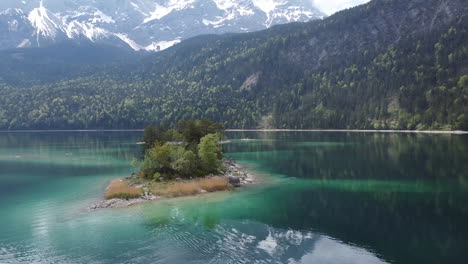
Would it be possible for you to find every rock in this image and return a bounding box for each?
[228,176,241,187]
[200,189,207,193]
[89,195,161,210]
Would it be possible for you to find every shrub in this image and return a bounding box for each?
[153,172,162,180]
[141,144,172,178]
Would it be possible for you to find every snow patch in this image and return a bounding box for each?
[91,10,115,24]
[252,0,317,27]
[66,20,109,40]
[143,0,196,23]
[114,33,143,51]
[1,8,24,15]
[17,39,30,48]
[313,0,370,15]
[213,0,236,10]
[131,1,148,16]
[145,39,181,51]
[202,18,227,28]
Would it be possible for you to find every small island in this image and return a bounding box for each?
[91,119,253,209]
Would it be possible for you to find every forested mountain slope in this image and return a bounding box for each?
[0,43,142,86]
[0,0,467,130]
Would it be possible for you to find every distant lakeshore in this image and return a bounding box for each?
[226,129,468,134]
[1,129,467,134]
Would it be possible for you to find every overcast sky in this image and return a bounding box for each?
[313,0,371,15]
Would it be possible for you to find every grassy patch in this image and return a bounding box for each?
[105,180,142,200]
[151,177,229,198]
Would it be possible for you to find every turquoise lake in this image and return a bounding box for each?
[0,131,467,263]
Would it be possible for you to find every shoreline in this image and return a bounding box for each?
[1,129,467,134]
[89,161,256,210]
[226,129,468,134]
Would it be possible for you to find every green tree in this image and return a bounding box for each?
[198,133,222,173]
[141,144,172,178]
[142,125,157,154]
[170,146,197,176]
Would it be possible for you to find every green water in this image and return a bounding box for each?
[1,131,467,264]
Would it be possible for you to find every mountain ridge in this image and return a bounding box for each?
[0,0,325,51]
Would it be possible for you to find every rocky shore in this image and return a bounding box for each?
[223,159,255,187]
[89,160,254,210]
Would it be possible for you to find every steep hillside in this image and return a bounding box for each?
[0,0,467,130]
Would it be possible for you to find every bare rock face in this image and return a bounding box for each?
[240,72,261,91]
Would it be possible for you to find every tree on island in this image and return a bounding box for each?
[198,133,222,173]
[138,119,225,180]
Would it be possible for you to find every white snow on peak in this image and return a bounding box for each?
[143,0,196,23]
[252,0,316,27]
[213,0,255,16]
[65,20,109,40]
[143,4,171,22]
[253,0,284,14]
[209,0,255,26]
[213,0,236,10]
[27,0,65,44]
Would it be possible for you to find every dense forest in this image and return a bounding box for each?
[0,0,467,130]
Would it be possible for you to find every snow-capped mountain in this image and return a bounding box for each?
[0,0,325,51]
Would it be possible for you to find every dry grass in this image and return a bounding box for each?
[105,180,142,200]
[151,177,230,198]
[164,182,200,197]
[198,177,229,192]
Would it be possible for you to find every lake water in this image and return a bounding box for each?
[0,131,467,264]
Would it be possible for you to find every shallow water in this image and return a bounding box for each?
[0,131,467,263]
